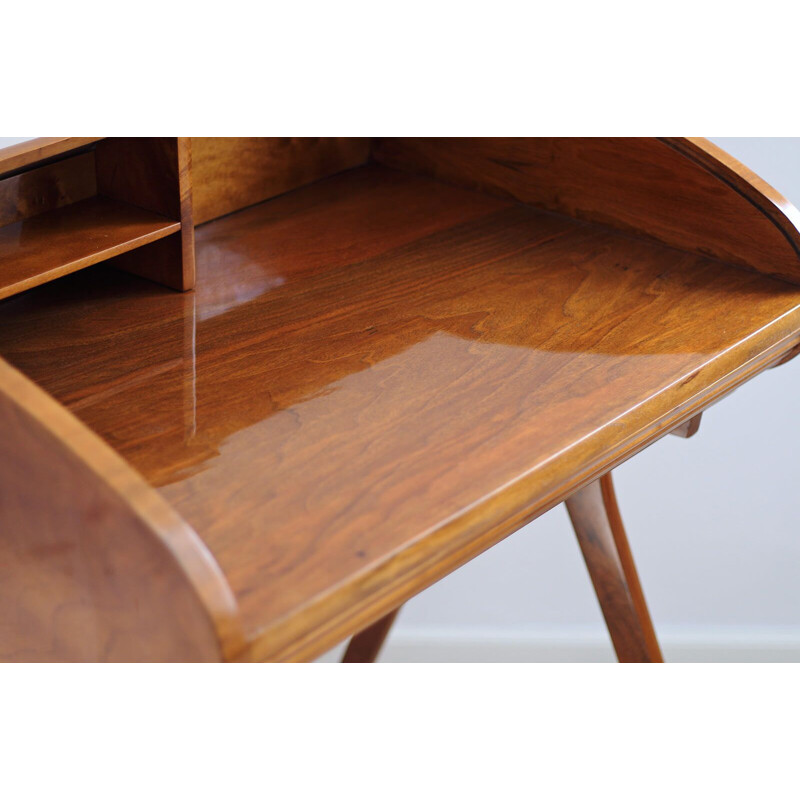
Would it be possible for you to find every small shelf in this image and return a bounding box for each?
[0,196,180,300]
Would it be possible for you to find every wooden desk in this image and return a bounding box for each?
[1,138,798,661]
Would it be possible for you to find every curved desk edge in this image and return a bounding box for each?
[242,312,800,663]
[0,359,244,662]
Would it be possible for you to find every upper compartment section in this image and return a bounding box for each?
[0,137,195,299]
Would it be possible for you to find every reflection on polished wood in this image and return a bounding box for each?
[566,474,662,663]
[0,151,97,228]
[2,160,800,661]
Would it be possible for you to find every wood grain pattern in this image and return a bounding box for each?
[2,163,800,661]
[95,138,182,219]
[0,151,97,228]
[177,137,196,289]
[373,137,800,285]
[666,137,800,276]
[0,138,103,179]
[342,608,400,663]
[0,196,179,301]
[95,137,195,290]
[191,137,370,224]
[566,474,663,663]
[0,360,243,662]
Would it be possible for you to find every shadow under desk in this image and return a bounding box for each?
[2,164,800,661]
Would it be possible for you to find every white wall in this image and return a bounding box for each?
[3,136,798,660]
[0,137,34,148]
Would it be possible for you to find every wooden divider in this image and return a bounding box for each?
[0,137,194,300]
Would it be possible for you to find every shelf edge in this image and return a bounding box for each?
[0,137,104,179]
[0,213,180,302]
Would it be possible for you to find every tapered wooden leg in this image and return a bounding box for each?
[342,608,400,663]
[565,473,663,663]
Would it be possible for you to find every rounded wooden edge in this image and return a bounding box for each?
[240,321,800,662]
[661,137,800,280]
[0,358,246,660]
[177,137,197,291]
[0,137,104,179]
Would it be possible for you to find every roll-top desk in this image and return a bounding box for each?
[1,137,798,662]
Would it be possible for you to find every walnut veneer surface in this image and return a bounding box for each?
[2,165,800,660]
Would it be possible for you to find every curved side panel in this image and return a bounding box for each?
[0,360,244,662]
[372,137,800,285]
[662,137,800,282]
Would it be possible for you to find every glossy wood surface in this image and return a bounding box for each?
[0,360,243,661]
[0,196,180,301]
[374,137,800,284]
[191,137,370,224]
[566,475,662,662]
[2,164,800,661]
[0,137,103,179]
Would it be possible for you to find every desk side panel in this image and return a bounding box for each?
[0,360,242,662]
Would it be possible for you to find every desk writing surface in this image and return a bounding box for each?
[1,165,799,660]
